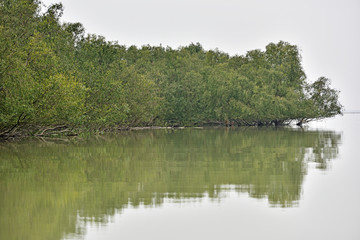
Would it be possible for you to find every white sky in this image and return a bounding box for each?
[42,0,360,110]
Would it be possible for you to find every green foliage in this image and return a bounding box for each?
[307,77,343,119]
[0,0,86,131]
[0,0,343,135]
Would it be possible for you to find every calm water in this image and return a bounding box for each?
[0,114,359,240]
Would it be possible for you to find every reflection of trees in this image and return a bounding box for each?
[0,128,341,240]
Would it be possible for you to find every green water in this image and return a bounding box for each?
[1,115,359,240]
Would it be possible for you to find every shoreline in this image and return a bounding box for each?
[0,122,302,141]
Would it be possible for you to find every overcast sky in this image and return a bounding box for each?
[42,0,360,111]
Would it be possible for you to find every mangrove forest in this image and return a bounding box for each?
[0,0,343,138]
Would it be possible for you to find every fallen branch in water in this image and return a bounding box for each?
[35,125,68,137]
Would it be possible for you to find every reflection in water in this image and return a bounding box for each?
[0,128,340,240]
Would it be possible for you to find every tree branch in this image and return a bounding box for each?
[0,112,25,138]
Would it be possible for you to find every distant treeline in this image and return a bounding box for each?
[0,0,342,137]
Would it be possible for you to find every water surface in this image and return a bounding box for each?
[0,114,359,240]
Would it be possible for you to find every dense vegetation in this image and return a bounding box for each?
[0,0,343,137]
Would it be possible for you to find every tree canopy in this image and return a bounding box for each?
[0,0,343,137]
